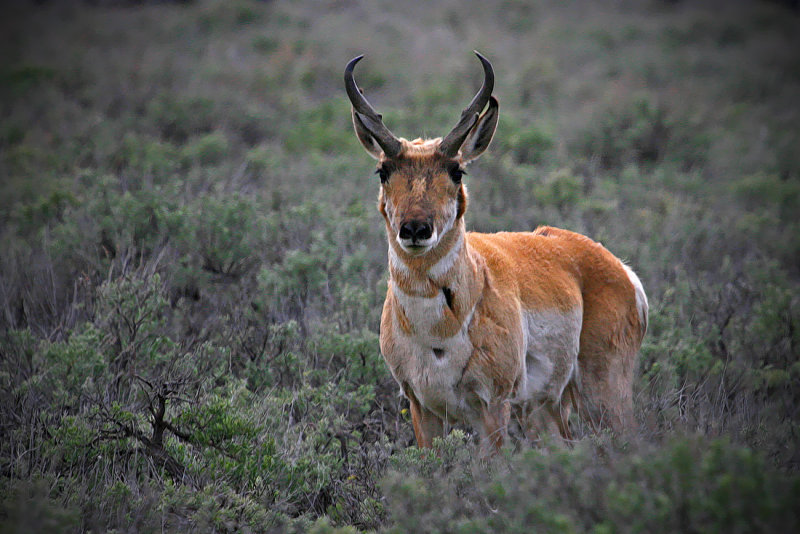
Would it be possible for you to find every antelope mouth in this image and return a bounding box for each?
[399,243,433,255]
[397,233,439,255]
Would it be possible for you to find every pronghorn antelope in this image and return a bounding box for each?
[345,52,648,454]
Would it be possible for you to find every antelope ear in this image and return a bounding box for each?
[459,96,499,163]
[352,108,384,159]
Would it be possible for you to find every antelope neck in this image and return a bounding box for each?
[387,220,485,338]
[389,220,486,344]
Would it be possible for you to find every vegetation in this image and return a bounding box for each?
[1,0,799,531]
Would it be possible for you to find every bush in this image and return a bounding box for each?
[382,437,800,533]
[181,132,230,166]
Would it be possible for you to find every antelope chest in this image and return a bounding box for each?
[383,285,480,423]
[383,283,586,423]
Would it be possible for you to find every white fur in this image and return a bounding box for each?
[388,247,409,275]
[428,232,463,279]
[622,263,648,332]
[390,282,480,423]
[394,301,584,424]
[436,200,458,244]
[515,308,582,404]
[396,230,438,252]
[393,285,446,328]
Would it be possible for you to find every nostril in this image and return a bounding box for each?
[399,222,415,240]
[416,222,432,240]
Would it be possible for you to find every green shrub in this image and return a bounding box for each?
[0,64,56,95]
[382,438,800,533]
[113,133,180,181]
[146,95,218,142]
[575,95,673,169]
[284,102,353,154]
[502,117,556,165]
[0,480,79,534]
[181,132,230,166]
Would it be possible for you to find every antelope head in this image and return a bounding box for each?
[345,52,499,256]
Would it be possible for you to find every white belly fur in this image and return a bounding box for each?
[515,308,582,405]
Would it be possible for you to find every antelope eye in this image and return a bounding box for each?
[448,167,466,183]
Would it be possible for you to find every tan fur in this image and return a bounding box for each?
[352,87,647,454]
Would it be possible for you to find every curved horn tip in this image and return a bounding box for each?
[345,55,365,74]
[344,54,402,158]
[473,51,493,74]
[437,51,495,157]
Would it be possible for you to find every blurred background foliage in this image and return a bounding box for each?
[1,0,799,531]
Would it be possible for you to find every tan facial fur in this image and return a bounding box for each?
[378,139,465,257]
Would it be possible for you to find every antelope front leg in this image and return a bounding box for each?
[480,398,511,456]
[515,400,572,446]
[407,392,444,448]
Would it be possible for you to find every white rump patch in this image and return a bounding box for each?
[622,263,648,332]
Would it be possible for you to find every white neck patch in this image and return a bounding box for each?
[389,246,409,275]
[429,232,463,280]
[393,285,446,327]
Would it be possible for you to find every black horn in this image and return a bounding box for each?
[438,51,495,158]
[344,55,402,158]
